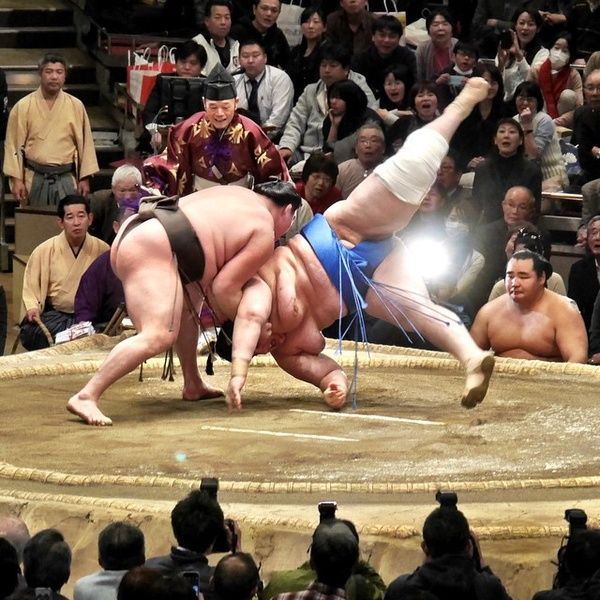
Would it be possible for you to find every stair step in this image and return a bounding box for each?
[8,82,100,105]
[0,7,72,27]
[0,26,76,48]
[0,46,94,70]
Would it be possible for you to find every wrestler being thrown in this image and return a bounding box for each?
[225,77,495,411]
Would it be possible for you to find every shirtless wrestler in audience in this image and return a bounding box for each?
[67,182,299,426]
[225,78,496,411]
[470,250,587,362]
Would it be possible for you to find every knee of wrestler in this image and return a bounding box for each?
[139,328,178,358]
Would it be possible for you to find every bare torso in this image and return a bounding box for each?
[485,292,577,361]
[259,235,346,357]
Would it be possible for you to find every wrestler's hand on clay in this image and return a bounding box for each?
[226,375,246,412]
[323,382,347,410]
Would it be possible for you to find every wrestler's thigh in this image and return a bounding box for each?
[325,175,418,243]
[365,244,430,322]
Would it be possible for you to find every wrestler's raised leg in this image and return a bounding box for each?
[67,221,184,425]
[176,305,223,401]
[325,78,490,244]
[365,246,494,408]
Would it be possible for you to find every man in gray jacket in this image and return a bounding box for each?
[278,42,377,165]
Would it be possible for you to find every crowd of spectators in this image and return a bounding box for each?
[2,490,600,600]
[6,0,600,364]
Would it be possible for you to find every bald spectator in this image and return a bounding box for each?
[0,516,29,564]
[471,250,588,362]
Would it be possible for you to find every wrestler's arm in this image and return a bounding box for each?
[273,349,349,410]
[211,228,274,323]
[556,300,588,363]
[226,276,273,410]
[469,305,492,351]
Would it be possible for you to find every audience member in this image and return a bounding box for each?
[325,0,373,57]
[278,43,376,165]
[0,517,30,564]
[19,195,109,350]
[537,0,570,47]
[512,80,567,193]
[534,529,600,600]
[145,489,235,598]
[270,520,359,600]
[581,176,600,226]
[376,64,414,128]
[193,0,241,76]
[74,522,145,600]
[402,183,447,242]
[497,7,548,103]
[336,123,386,199]
[295,152,341,214]
[234,39,294,140]
[415,9,457,82]
[214,553,261,600]
[528,33,583,128]
[568,215,600,330]
[451,63,505,172]
[472,0,524,58]
[435,152,474,212]
[351,15,416,101]
[473,118,542,223]
[323,80,381,164]
[149,64,288,195]
[386,82,440,151]
[139,40,207,153]
[568,0,600,63]
[471,249,588,362]
[572,69,600,184]
[471,186,545,310]
[89,165,145,245]
[488,225,566,300]
[0,539,20,599]
[434,40,478,111]
[117,567,162,600]
[3,53,98,206]
[287,6,326,102]
[20,529,71,600]
[385,506,510,600]
[262,519,385,600]
[231,0,290,70]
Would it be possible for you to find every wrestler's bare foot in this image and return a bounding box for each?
[67,394,113,426]
[445,77,490,120]
[182,382,224,401]
[460,351,495,409]
[324,383,347,411]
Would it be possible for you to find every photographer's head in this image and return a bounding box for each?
[213,552,261,600]
[98,522,145,571]
[23,529,71,592]
[310,519,359,589]
[422,507,470,559]
[171,490,225,554]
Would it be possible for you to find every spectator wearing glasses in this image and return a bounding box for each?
[572,69,600,183]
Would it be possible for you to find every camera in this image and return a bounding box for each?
[499,29,513,50]
[553,508,588,589]
[200,477,238,553]
[318,501,338,522]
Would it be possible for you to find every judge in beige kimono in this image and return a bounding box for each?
[20,195,109,350]
[3,53,99,207]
